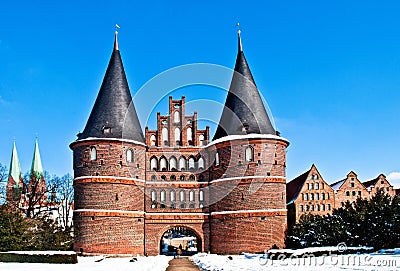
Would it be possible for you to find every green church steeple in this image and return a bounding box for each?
[31,138,44,176]
[9,141,22,186]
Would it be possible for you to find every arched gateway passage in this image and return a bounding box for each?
[160,226,201,256]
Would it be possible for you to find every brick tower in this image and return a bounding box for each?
[70,31,147,254]
[71,30,288,255]
[208,30,289,253]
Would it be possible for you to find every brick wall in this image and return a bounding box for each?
[72,140,146,180]
[366,175,396,198]
[74,180,145,211]
[290,166,335,226]
[210,214,286,254]
[210,138,287,180]
[73,211,144,255]
[334,172,369,208]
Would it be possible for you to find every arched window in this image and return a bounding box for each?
[150,135,156,146]
[189,174,195,181]
[174,128,180,145]
[162,127,168,145]
[151,175,156,181]
[199,190,204,201]
[180,190,185,202]
[170,175,176,181]
[170,190,176,201]
[160,190,166,202]
[215,152,219,166]
[189,190,195,202]
[160,157,168,171]
[150,157,158,171]
[179,157,186,171]
[187,127,193,144]
[188,157,195,170]
[199,134,205,146]
[245,146,254,162]
[126,149,133,163]
[151,190,156,201]
[90,147,97,161]
[169,156,177,171]
[198,157,205,170]
[174,111,180,123]
[180,175,185,181]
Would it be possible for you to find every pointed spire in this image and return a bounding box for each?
[31,138,44,176]
[238,29,243,52]
[114,30,119,51]
[213,30,276,140]
[9,141,22,186]
[78,31,145,143]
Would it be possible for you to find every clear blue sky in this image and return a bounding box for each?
[1,0,399,187]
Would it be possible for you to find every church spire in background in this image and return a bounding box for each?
[31,138,44,176]
[9,141,22,186]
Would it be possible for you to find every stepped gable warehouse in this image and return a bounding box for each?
[70,30,289,255]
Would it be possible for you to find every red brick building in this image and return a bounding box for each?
[331,171,369,208]
[363,174,396,198]
[286,164,334,227]
[70,31,289,255]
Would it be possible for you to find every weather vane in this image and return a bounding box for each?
[115,24,120,33]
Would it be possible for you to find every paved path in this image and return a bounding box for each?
[166,257,201,271]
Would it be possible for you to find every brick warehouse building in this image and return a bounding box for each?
[70,30,289,255]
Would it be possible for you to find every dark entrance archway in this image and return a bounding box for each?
[160,226,201,256]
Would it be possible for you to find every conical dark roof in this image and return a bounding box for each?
[78,33,145,143]
[213,31,276,140]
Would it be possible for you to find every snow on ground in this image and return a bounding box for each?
[191,251,400,271]
[0,255,172,271]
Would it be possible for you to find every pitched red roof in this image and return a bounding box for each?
[362,176,380,189]
[286,170,310,203]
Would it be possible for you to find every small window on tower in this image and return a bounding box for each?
[126,149,133,163]
[245,146,254,162]
[90,147,97,161]
[215,152,220,166]
[102,126,111,134]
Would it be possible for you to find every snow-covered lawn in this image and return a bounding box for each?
[0,255,172,271]
[191,250,400,271]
